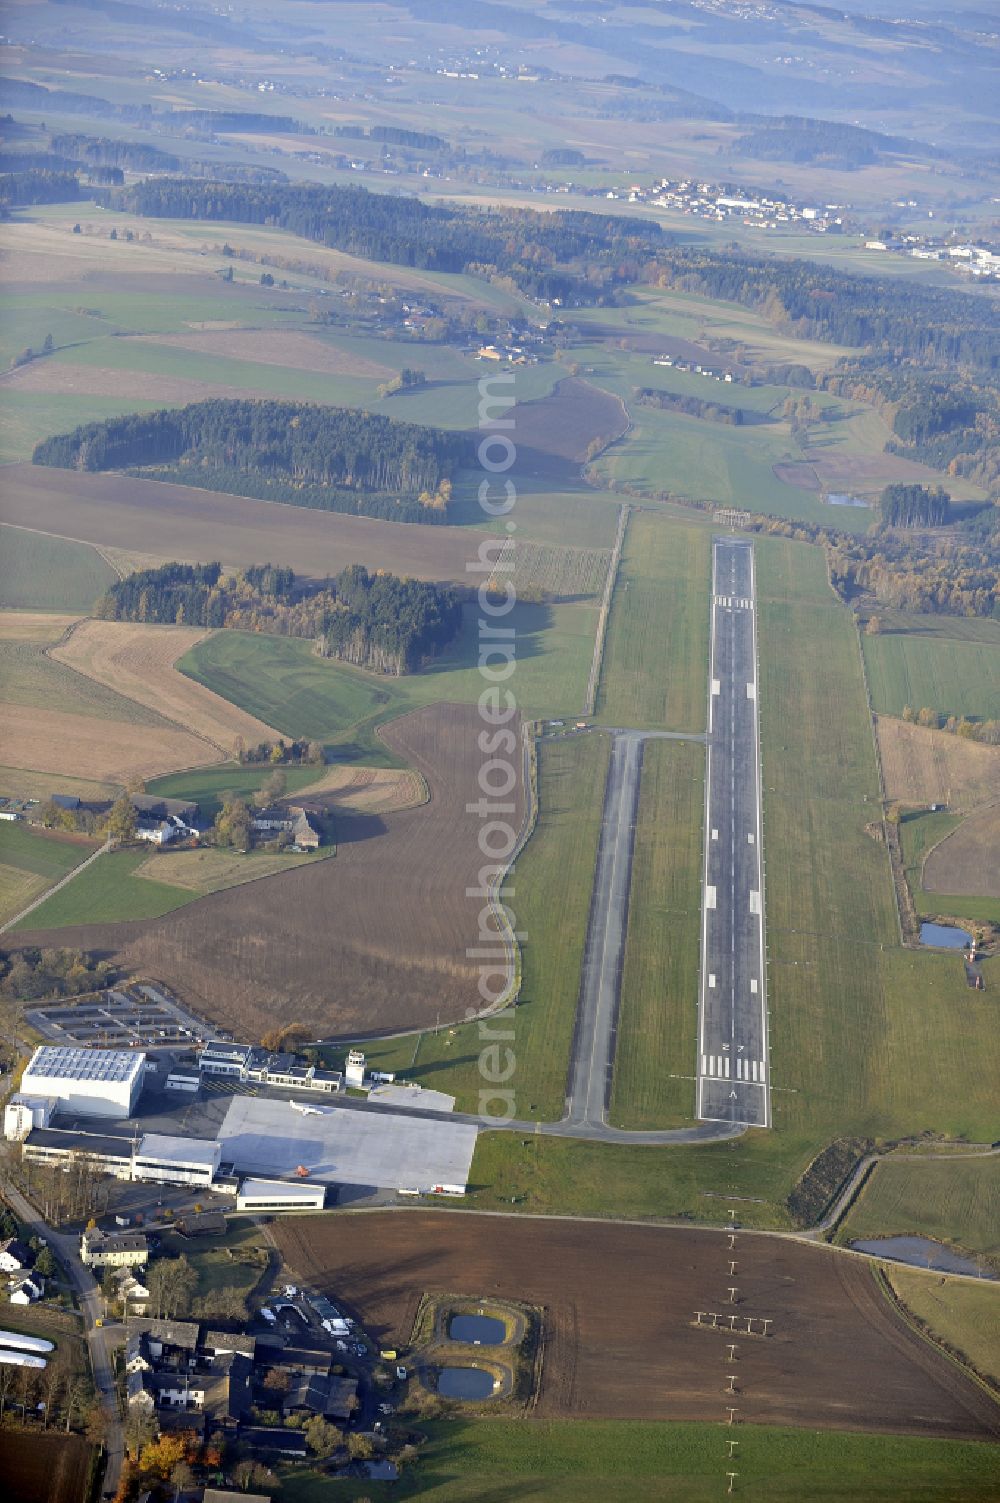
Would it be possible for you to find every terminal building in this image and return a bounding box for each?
[199,1041,342,1096]
[20,1046,145,1119]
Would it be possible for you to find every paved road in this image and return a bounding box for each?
[3,1180,123,1498]
[696,538,770,1128]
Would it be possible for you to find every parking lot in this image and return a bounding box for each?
[26,983,215,1050]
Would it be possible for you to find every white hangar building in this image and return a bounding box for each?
[20,1046,145,1119]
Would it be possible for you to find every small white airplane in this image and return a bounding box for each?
[288,1098,324,1116]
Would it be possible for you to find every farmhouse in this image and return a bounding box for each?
[250,805,322,849]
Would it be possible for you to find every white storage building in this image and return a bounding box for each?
[21,1046,145,1119]
[236,1178,327,1213]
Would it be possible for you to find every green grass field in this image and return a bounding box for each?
[180,599,599,759]
[595,511,710,731]
[863,632,1000,722]
[0,823,101,926]
[11,847,192,929]
[838,1155,1000,1261]
[888,1267,1000,1388]
[0,821,98,879]
[279,1419,1000,1502]
[0,526,115,612]
[503,732,610,1119]
[609,738,703,1129]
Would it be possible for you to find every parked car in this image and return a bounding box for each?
[396,1365,408,1381]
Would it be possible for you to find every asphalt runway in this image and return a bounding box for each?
[697,537,770,1128]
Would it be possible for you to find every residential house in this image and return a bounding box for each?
[9,1274,43,1305]
[81,1228,149,1270]
[0,1238,34,1273]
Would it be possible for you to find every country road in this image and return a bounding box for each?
[3,1179,123,1498]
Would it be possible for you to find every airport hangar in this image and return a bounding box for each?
[216,1095,477,1197]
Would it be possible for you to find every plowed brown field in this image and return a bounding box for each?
[274,1212,1000,1439]
[13,702,524,1039]
[53,618,283,754]
[1,702,212,784]
[0,466,491,585]
[512,377,628,478]
[923,806,1000,898]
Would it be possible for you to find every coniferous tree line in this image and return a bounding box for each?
[95,177,664,303]
[94,559,462,674]
[322,564,462,674]
[877,483,951,528]
[33,400,465,523]
[634,387,752,424]
[647,248,999,372]
[0,168,80,207]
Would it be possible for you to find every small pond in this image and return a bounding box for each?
[827,492,868,508]
[850,1236,994,1279]
[449,1313,506,1346]
[437,1366,496,1400]
[920,921,972,949]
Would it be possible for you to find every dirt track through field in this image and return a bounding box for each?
[53,619,284,754]
[0,465,491,585]
[12,702,525,1039]
[274,1212,1000,1439]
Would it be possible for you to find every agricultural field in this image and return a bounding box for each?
[12,703,526,1040]
[609,738,703,1129]
[0,1432,98,1503]
[132,841,336,897]
[922,808,1000,903]
[838,1155,1000,1263]
[280,1421,1000,1503]
[274,1212,999,1438]
[888,1268,1000,1390]
[0,610,216,784]
[0,465,491,586]
[895,801,1000,926]
[180,596,599,753]
[0,819,99,927]
[52,618,284,755]
[863,630,1000,723]
[876,716,1000,812]
[0,524,115,612]
[595,511,711,731]
[11,847,194,929]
